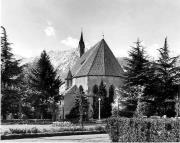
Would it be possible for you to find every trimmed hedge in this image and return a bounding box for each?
[2,119,52,125]
[1,130,105,140]
[106,117,180,142]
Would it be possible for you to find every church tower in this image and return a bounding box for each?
[79,32,85,57]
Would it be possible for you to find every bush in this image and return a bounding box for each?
[2,119,52,124]
[135,101,155,117]
[2,124,106,136]
[9,127,41,134]
[106,117,180,142]
[52,121,73,127]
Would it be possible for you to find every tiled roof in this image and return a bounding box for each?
[71,39,124,78]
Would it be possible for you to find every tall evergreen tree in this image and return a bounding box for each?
[92,84,99,119]
[122,39,149,117]
[124,38,149,87]
[108,85,115,116]
[28,50,62,119]
[153,38,180,116]
[1,26,22,119]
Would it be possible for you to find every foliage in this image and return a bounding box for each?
[112,86,143,117]
[1,119,52,124]
[152,38,180,116]
[124,38,149,87]
[92,84,99,119]
[1,26,23,119]
[92,81,113,119]
[123,38,149,117]
[141,38,180,117]
[135,101,155,117]
[9,127,40,134]
[52,121,73,127]
[106,117,180,142]
[66,86,89,121]
[1,124,106,136]
[28,50,62,119]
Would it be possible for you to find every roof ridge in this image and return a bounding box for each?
[87,41,103,75]
[103,40,106,75]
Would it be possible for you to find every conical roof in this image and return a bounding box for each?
[71,39,124,78]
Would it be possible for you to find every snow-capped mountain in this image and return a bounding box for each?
[17,48,79,81]
[17,49,179,81]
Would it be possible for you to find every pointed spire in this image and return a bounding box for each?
[66,69,72,80]
[164,36,168,48]
[80,28,83,42]
[79,30,85,57]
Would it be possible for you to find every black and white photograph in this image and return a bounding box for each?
[1,0,180,142]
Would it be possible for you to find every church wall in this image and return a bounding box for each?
[87,76,124,97]
[72,77,88,92]
[63,93,76,118]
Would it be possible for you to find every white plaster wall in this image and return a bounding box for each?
[72,77,88,93]
[88,76,124,97]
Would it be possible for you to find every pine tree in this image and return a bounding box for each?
[28,50,62,119]
[92,81,113,119]
[153,38,180,116]
[108,85,115,116]
[92,84,99,119]
[1,26,22,119]
[125,38,149,87]
[122,39,149,117]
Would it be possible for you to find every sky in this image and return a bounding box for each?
[1,0,180,59]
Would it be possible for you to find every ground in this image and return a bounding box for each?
[2,134,110,143]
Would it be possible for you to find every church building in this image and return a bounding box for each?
[61,32,124,119]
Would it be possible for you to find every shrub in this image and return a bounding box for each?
[106,117,180,142]
[2,119,52,125]
[135,101,155,117]
[52,121,73,127]
[9,127,41,134]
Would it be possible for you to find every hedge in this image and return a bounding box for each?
[106,117,180,142]
[2,119,52,124]
[1,130,105,140]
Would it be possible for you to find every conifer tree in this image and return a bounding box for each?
[28,50,62,119]
[108,85,115,115]
[122,39,149,117]
[1,26,22,119]
[92,84,99,119]
[124,38,149,87]
[153,38,180,116]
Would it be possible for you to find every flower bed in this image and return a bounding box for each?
[52,121,73,127]
[1,123,106,139]
[106,117,180,142]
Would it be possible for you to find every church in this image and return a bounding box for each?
[61,32,124,119]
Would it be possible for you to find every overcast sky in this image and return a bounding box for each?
[2,0,180,58]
